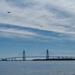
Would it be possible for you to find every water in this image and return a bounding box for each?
[0,61,75,75]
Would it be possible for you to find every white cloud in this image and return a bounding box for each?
[0,27,61,42]
[0,27,37,38]
[0,0,75,41]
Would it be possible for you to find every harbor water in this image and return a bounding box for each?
[0,61,75,75]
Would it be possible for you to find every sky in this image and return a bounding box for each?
[0,0,75,58]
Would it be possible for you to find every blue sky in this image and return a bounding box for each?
[0,0,75,58]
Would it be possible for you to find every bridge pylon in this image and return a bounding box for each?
[23,50,26,61]
[46,49,49,59]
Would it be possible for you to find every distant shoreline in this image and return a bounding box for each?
[32,58,75,61]
[1,59,75,61]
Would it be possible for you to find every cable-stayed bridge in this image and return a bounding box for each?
[0,50,75,61]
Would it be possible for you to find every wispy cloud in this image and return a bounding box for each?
[0,27,36,38]
[1,25,63,42]
[0,0,75,41]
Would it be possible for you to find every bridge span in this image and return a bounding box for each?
[0,50,75,61]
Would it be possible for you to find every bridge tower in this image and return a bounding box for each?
[46,49,49,59]
[23,50,26,61]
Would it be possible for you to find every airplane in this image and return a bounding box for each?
[7,11,11,13]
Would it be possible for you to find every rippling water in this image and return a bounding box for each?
[0,61,75,75]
